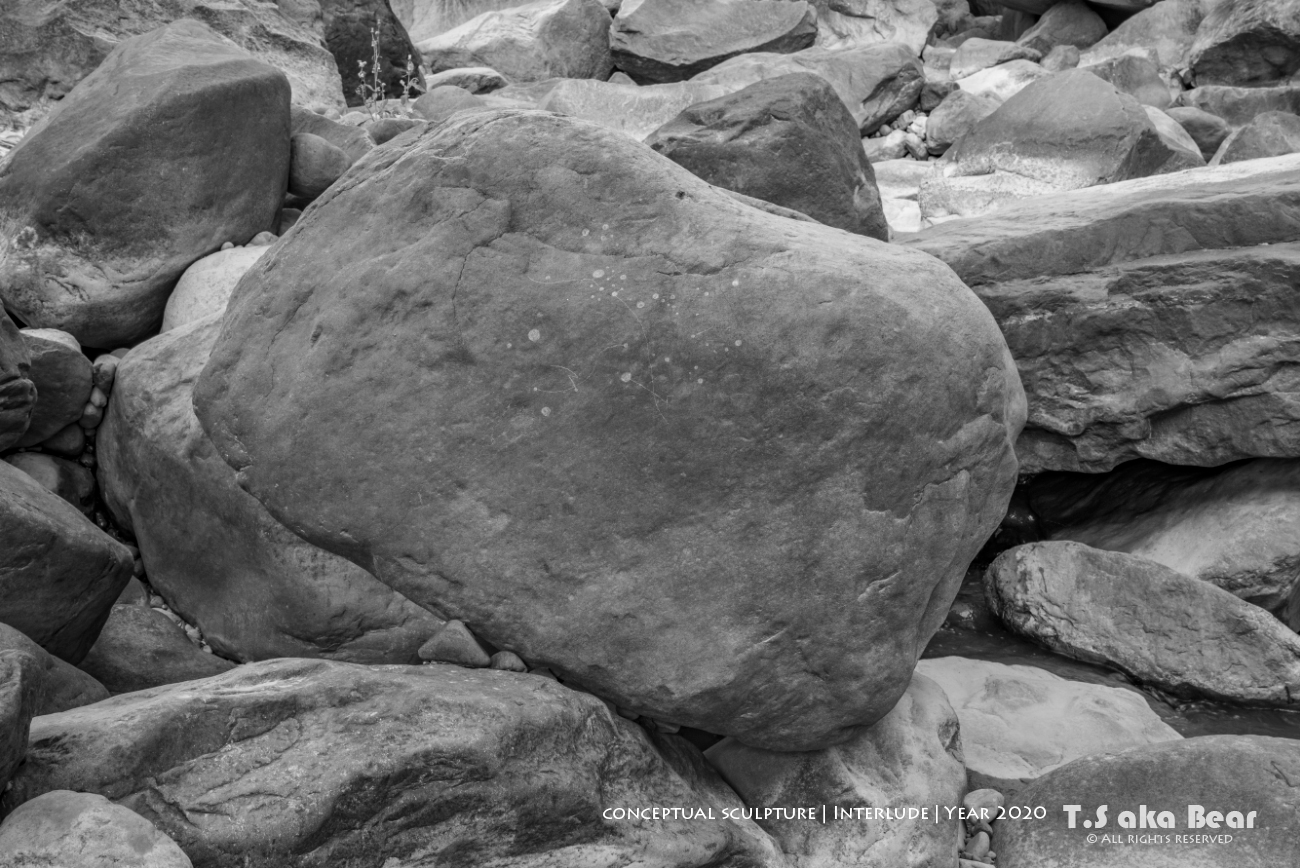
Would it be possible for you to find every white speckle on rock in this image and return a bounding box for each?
[582,229,590,237]
[620,372,632,383]
[541,407,551,416]
[731,279,739,286]
[528,329,541,342]
[652,294,659,300]
[697,378,704,384]
[593,269,605,279]
[735,340,742,346]
[506,343,513,349]
[636,301,645,309]
[602,224,610,230]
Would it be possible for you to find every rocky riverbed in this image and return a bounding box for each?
[2,0,1300,866]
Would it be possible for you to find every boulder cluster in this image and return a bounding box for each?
[1,0,1299,866]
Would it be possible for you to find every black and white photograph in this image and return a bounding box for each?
[1,0,1298,865]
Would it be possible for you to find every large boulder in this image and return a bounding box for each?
[994,736,1300,868]
[942,69,1202,193]
[98,315,442,664]
[0,459,133,663]
[417,0,613,82]
[902,155,1300,472]
[610,0,818,83]
[916,656,1181,790]
[705,674,966,868]
[926,88,1000,152]
[0,309,35,451]
[1081,0,1205,69]
[645,73,889,239]
[0,21,290,348]
[0,0,343,130]
[691,43,925,133]
[192,108,1025,750]
[807,0,937,55]
[319,0,424,106]
[1028,458,1300,626]
[1190,0,1300,87]
[78,603,237,694]
[3,659,785,867]
[0,622,108,715]
[14,329,91,448]
[987,542,1300,708]
[0,790,194,868]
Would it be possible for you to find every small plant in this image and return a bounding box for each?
[355,22,422,120]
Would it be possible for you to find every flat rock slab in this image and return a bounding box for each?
[3,659,783,868]
[0,20,290,347]
[994,736,1300,868]
[192,108,1023,750]
[610,0,817,83]
[98,315,442,664]
[986,541,1300,708]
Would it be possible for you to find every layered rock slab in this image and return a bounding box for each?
[3,659,784,868]
[193,108,1024,750]
[0,21,290,347]
[99,315,442,664]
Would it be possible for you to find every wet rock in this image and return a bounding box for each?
[0,21,290,347]
[98,315,442,664]
[4,659,785,867]
[611,0,817,83]
[917,656,1181,790]
[987,542,1300,707]
[994,736,1300,868]
[161,246,270,333]
[646,73,888,239]
[0,622,108,714]
[1190,0,1300,87]
[0,790,193,867]
[0,459,132,663]
[192,108,1024,750]
[705,674,966,868]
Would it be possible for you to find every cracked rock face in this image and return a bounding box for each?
[193,108,1024,751]
[2,659,784,868]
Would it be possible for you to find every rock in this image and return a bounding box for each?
[1144,105,1204,162]
[0,622,108,714]
[3,659,785,867]
[0,651,40,795]
[78,604,235,693]
[0,21,290,348]
[920,78,960,111]
[161,246,270,333]
[994,736,1300,868]
[418,0,613,82]
[412,83,488,121]
[996,0,1055,13]
[366,115,424,144]
[691,43,925,133]
[290,104,375,163]
[92,353,118,392]
[950,38,1043,79]
[705,674,966,868]
[278,208,303,233]
[192,109,1024,750]
[1165,105,1231,159]
[646,73,888,240]
[14,329,90,448]
[610,0,817,84]
[5,453,95,514]
[0,790,193,867]
[0,310,35,452]
[916,656,1181,790]
[417,618,492,667]
[425,65,509,92]
[943,68,1199,194]
[0,0,342,131]
[38,424,84,459]
[1214,109,1300,165]
[1081,0,1203,70]
[1017,0,1107,55]
[927,87,1000,152]
[863,129,910,162]
[289,132,352,199]
[529,79,726,139]
[904,154,1300,471]
[956,59,1051,104]
[807,0,937,55]
[490,649,528,671]
[998,7,1038,40]
[1028,458,1300,626]
[0,459,132,663]
[964,787,1003,816]
[318,0,424,107]
[1084,52,1173,109]
[1041,43,1080,70]
[98,315,442,664]
[1190,0,1300,87]
[986,542,1300,707]
[1178,82,1300,126]
[402,0,541,43]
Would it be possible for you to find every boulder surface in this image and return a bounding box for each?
[0,790,194,868]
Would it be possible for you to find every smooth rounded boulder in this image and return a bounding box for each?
[193,108,1025,750]
[0,20,291,347]
[161,245,271,332]
[0,309,35,451]
[0,790,193,868]
[0,622,108,715]
[646,73,889,239]
[15,328,91,447]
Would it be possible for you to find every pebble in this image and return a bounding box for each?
[417,619,491,668]
[88,386,107,409]
[489,650,527,672]
[964,788,1005,817]
[221,241,234,250]
[963,830,991,861]
[92,354,119,392]
[529,666,558,680]
[79,402,103,429]
[248,231,277,247]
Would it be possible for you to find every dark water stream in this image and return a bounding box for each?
[922,571,1300,741]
